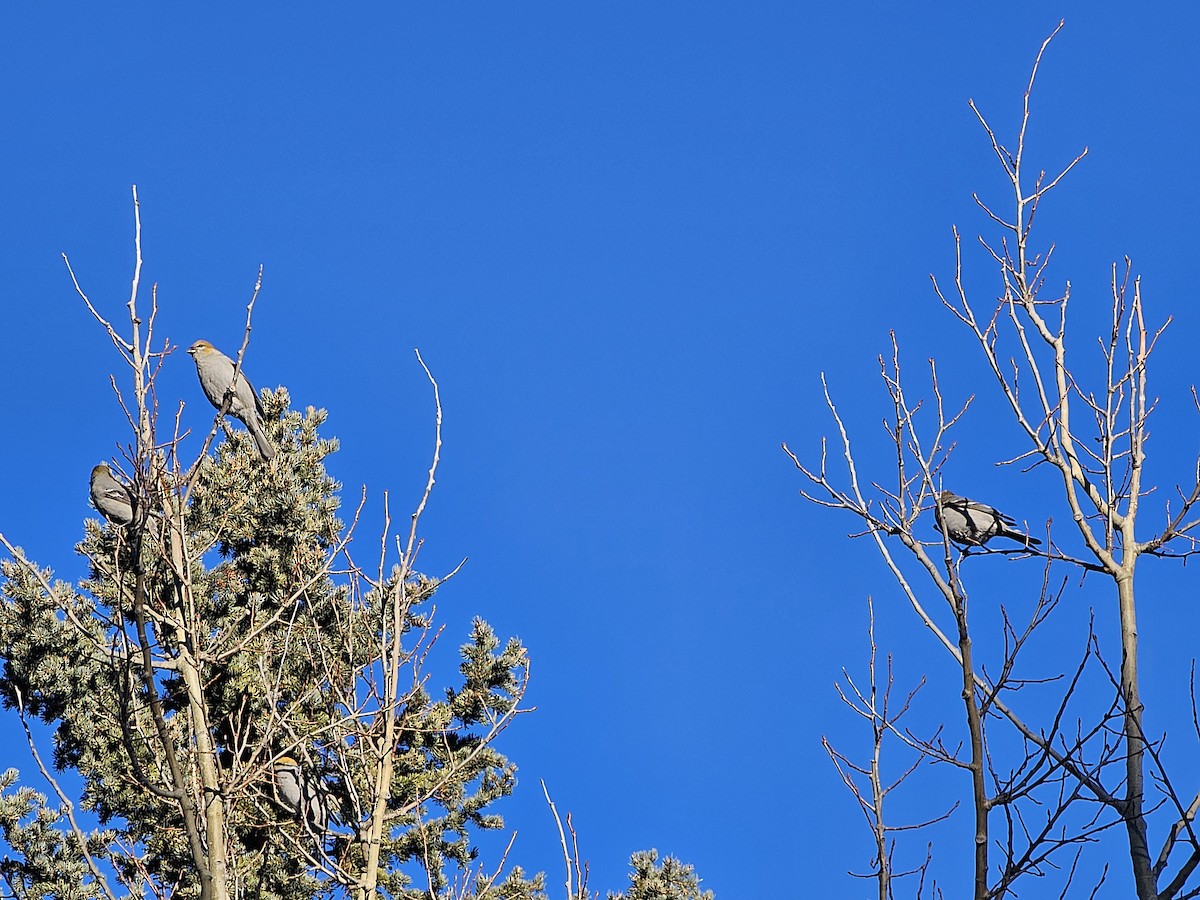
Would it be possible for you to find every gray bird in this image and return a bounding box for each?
[187,339,276,460]
[90,463,135,526]
[273,756,334,835]
[934,490,1041,548]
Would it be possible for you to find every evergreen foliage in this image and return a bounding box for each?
[608,852,712,900]
[0,296,711,899]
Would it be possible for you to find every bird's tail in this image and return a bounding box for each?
[246,418,277,461]
[1000,528,1041,546]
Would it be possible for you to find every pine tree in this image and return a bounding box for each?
[0,202,712,900]
[608,852,713,900]
[1,373,532,898]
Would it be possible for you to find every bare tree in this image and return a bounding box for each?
[786,24,1200,900]
[824,597,946,900]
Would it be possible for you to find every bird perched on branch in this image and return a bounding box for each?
[90,463,135,526]
[187,339,276,460]
[273,756,334,835]
[934,490,1041,548]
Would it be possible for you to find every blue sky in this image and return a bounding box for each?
[3,5,1200,897]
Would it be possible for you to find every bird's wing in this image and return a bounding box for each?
[95,472,135,502]
[948,502,993,536]
[964,499,1020,529]
[232,367,266,421]
[100,485,133,503]
[944,496,982,519]
[967,499,1016,525]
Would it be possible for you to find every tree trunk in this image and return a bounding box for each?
[1118,572,1155,899]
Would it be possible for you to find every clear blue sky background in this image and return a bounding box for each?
[2,5,1199,898]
